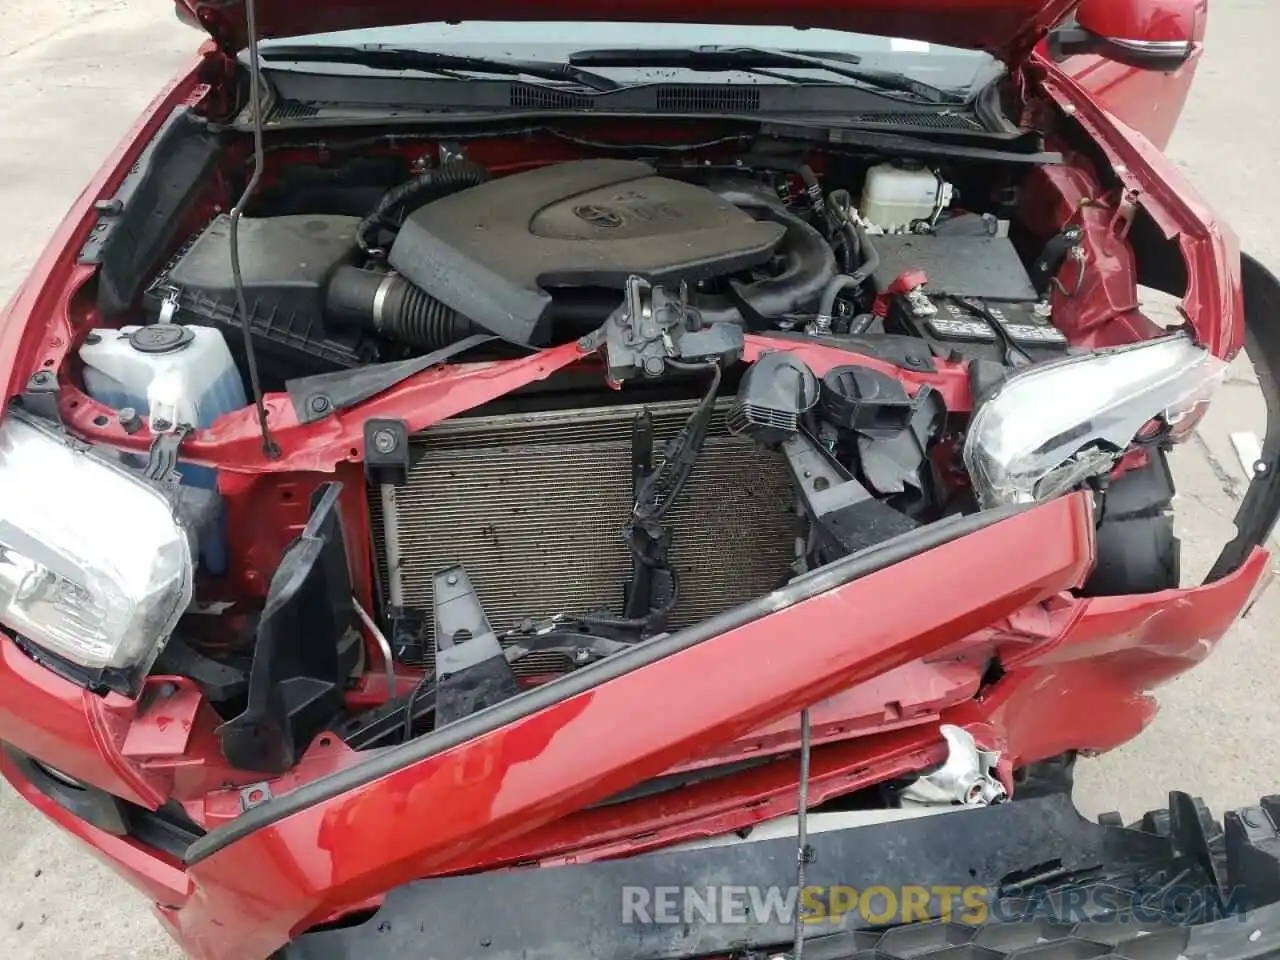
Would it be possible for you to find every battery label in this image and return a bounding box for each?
[922,298,1067,346]
[1002,323,1068,344]
[925,317,997,342]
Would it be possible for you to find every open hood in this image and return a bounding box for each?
[180,0,1079,62]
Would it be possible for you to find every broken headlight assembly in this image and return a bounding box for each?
[0,412,193,691]
[964,334,1228,507]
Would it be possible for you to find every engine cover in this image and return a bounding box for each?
[388,159,786,343]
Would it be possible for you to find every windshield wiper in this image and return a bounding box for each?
[570,46,964,104]
[260,43,621,93]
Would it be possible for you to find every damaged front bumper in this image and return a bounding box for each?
[152,489,1268,960]
[278,790,1280,960]
[1208,254,1280,579]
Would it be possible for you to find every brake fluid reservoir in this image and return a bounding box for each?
[860,161,952,233]
[79,324,246,574]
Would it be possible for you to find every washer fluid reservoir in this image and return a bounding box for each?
[859,161,952,233]
[79,324,246,574]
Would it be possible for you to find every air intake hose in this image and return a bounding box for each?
[711,188,838,328]
[326,265,476,352]
[357,160,491,255]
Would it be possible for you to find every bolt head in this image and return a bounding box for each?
[309,396,331,413]
[372,428,397,454]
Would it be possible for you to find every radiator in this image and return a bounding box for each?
[368,397,798,671]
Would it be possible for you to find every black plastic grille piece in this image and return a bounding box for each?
[843,111,984,131]
[970,920,1075,952]
[656,85,762,112]
[272,99,321,121]
[880,921,988,957]
[509,86,593,109]
[822,918,1188,960]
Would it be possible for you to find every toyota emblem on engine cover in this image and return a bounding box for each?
[573,204,624,228]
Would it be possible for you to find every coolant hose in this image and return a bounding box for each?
[357,160,491,255]
[851,222,880,286]
[817,223,881,323]
[816,275,861,328]
[826,189,860,275]
[713,188,837,326]
[326,265,477,351]
[738,155,826,223]
[838,221,860,274]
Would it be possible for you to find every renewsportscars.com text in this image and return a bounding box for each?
[620,884,1249,926]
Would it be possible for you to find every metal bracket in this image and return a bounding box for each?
[433,566,522,727]
[1111,187,1141,241]
[781,431,918,562]
[499,624,632,666]
[363,418,411,486]
[1029,221,1085,296]
[900,724,1007,807]
[157,287,181,324]
[600,275,744,382]
[239,782,273,812]
[143,423,193,493]
[387,607,427,665]
[19,371,61,423]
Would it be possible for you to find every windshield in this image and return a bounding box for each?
[262,22,1003,100]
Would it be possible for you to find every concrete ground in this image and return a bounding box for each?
[0,1,1278,957]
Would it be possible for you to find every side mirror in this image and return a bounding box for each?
[1048,0,1201,71]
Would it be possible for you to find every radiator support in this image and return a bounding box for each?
[368,397,798,672]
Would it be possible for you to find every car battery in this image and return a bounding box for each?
[884,287,1068,359]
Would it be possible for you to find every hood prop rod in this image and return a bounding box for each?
[792,707,814,960]
[228,0,280,459]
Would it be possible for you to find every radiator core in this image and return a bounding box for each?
[368,397,797,670]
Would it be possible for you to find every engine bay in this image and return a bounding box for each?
[39,115,1191,777]
[139,148,1071,383]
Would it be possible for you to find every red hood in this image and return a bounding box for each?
[181,0,1077,62]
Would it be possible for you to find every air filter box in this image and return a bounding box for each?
[143,214,377,383]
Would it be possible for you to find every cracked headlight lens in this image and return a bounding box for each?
[0,413,193,680]
[964,334,1227,508]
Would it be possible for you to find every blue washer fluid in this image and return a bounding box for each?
[79,324,247,575]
